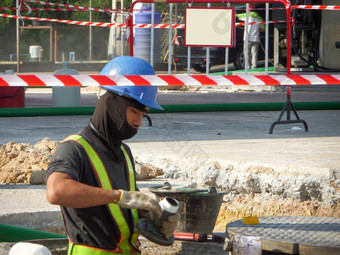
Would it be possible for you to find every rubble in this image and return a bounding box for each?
[0,138,58,184]
[0,139,163,184]
[1,139,339,235]
[135,161,164,180]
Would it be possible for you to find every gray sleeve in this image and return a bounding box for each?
[46,141,84,182]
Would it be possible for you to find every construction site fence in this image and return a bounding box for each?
[1,1,338,74]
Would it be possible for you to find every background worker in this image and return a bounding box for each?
[237,5,265,69]
[46,56,179,254]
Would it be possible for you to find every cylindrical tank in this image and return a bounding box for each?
[52,62,81,107]
[29,45,43,62]
[135,6,161,64]
[0,70,25,108]
[319,0,340,69]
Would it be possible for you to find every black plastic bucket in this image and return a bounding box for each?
[150,186,227,233]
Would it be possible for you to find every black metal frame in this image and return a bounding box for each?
[269,87,308,134]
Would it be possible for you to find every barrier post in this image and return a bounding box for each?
[269,86,308,134]
[268,2,309,134]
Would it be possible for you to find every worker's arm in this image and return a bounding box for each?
[46,172,162,217]
[46,172,121,208]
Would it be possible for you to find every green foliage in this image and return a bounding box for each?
[0,0,13,28]
[0,0,17,59]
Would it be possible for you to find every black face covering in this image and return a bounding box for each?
[117,121,138,141]
[90,91,146,148]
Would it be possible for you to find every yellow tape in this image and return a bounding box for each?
[117,189,124,204]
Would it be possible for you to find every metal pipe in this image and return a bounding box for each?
[1,102,339,117]
[187,2,192,75]
[16,0,20,72]
[89,0,92,60]
[54,29,57,62]
[151,3,155,66]
[168,3,173,74]
[49,25,53,62]
[285,2,291,74]
[244,4,249,73]
[265,3,269,74]
[206,3,211,75]
[225,48,229,75]
[121,0,125,56]
[225,2,231,75]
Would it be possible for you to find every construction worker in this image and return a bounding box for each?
[237,5,265,69]
[46,56,179,254]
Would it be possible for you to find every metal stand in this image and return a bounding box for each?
[269,87,308,134]
[143,114,152,126]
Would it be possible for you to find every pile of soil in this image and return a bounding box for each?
[0,139,163,185]
[0,138,58,184]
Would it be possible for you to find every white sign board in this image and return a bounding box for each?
[185,7,235,47]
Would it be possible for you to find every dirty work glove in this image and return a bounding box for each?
[139,209,154,220]
[161,212,180,239]
[117,190,162,218]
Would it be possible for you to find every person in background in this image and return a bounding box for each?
[46,56,179,254]
[237,5,265,69]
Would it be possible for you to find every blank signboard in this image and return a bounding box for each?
[185,7,235,47]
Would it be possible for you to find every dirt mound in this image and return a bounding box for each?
[0,139,163,185]
[0,138,59,184]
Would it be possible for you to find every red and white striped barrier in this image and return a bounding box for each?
[23,0,120,14]
[0,13,126,28]
[292,5,340,10]
[1,6,83,12]
[0,74,339,87]
[0,13,286,29]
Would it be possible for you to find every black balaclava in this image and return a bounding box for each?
[90,91,147,152]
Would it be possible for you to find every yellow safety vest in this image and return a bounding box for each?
[64,134,140,255]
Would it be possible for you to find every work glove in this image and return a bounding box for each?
[117,190,162,218]
[161,212,180,239]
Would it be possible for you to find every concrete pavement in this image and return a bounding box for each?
[1,89,340,171]
[1,103,339,174]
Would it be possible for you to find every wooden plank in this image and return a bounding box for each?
[299,245,340,255]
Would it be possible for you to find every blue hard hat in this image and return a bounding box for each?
[100,56,163,110]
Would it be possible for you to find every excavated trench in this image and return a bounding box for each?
[1,138,339,254]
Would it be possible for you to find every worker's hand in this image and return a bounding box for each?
[117,190,162,218]
[161,212,180,239]
[139,209,154,220]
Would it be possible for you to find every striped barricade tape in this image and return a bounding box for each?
[1,6,85,12]
[0,13,185,28]
[292,5,340,10]
[23,0,120,13]
[0,74,339,87]
[0,13,286,28]
[0,13,126,27]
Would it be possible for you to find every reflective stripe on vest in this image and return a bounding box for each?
[64,134,139,254]
[68,242,122,255]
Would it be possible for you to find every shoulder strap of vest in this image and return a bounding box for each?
[64,134,139,254]
[120,144,140,244]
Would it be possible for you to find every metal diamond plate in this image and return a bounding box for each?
[227,216,340,253]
